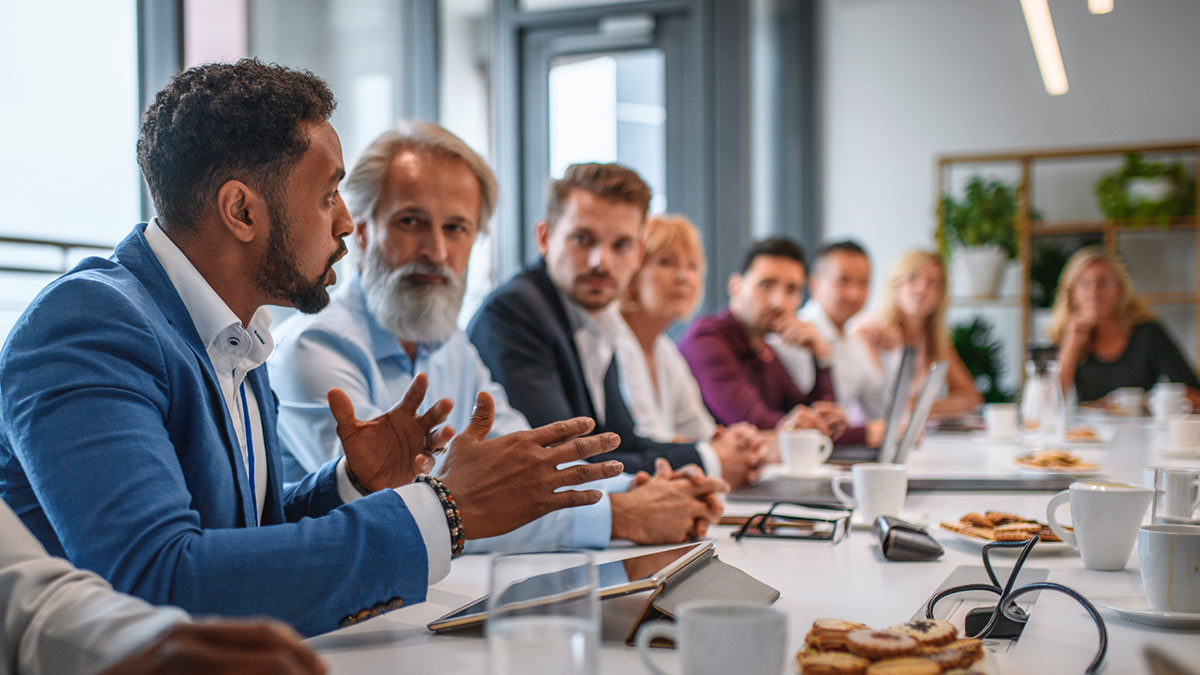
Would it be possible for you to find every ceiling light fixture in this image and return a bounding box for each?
[1088,0,1114,14]
[1020,0,1069,95]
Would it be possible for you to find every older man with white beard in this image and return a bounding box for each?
[269,122,726,550]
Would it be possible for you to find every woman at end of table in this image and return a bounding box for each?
[1049,246,1200,407]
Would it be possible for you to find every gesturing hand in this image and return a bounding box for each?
[99,621,325,675]
[330,373,455,493]
[438,392,626,540]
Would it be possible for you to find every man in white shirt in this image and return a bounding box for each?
[271,122,723,547]
[777,241,889,443]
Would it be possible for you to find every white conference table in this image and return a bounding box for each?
[312,415,1200,674]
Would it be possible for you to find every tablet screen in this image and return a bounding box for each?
[431,542,710,629]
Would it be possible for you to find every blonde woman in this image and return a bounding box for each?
[615,215,764,487]
[857,250,983,415]
[1049,246,1200,405]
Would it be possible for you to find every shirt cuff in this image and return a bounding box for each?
[694,440,723,478]
[335,457,363,504]
[567,489,614,549]
[393,483,452,585]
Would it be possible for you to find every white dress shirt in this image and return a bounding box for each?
[610,316,723,477]
[1,498,188,675]
[144,221,449,580]
[558,291,621,425]
[774,301,887,423]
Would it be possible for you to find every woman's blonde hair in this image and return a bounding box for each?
[622,213,705,315]
[877,250,952,360]
[1047,246,1155,347]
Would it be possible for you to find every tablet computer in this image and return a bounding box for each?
[427,540,714,632]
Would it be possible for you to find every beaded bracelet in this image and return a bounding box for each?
[414,474,465,558]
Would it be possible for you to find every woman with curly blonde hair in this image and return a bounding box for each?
[1049,246,1199,404]
[857,250,982,415]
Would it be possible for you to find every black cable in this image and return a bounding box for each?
[924,535,1107,673]
[999,583,1108,675]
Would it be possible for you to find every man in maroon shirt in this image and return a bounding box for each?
[679,238,848,438]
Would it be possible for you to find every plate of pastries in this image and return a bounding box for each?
[796,618,991,674]
[1013,450,1099,475]
[938,511,1071,554]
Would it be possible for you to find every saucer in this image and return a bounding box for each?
[1091,593,1200,629]
[850,510,927,530]
[774,464,841,479]
[1158,444,1200,458]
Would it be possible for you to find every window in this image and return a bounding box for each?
[0,0,140,338]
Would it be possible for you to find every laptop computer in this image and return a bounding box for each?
[730,355,946,504]
[828,345,916,463]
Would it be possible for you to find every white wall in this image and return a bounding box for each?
[817,0,1200,390]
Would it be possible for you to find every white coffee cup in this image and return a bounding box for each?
[1113,387,1144,416]
[779,429,833,475]
[1157,468,1200,521]
[1046,481,1153,571]
[831,463,907,524]
[983,403,1019,440]
[1167,415,1200,449]
[1139,524,1200,613]
[1150,384,1191,423]
[636,601,786,675]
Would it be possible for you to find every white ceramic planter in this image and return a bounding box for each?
[951,245,1008,298]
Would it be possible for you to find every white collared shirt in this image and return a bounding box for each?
[558,289,622,425]
[800,301,887,420]
[144,220,270,521]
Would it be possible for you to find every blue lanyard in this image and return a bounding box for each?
[240,381,258,526]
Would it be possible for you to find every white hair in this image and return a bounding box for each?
[342,120,497,235]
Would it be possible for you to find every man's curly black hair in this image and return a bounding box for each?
[136,58,336,235]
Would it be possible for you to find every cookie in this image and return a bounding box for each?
[943,638,984,660]
[983,511,1025,526]
[918,644,980,670]
[993,522,1040,541]
[961,512,991,528]
[887,619,957,647]
[845,629,917,659]
[806,619,869,651]
[864,657,941,675]
[797,650,871,675]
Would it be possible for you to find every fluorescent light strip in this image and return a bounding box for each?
[1020,0,1069,95]
[1088,0,1114,14]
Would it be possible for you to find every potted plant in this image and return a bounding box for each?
[951,316,1013,403]
[938,177,1019,298]
[1095,153,1195,227]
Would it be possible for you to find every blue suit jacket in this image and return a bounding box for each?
[0,225,431,637]
[467,260,701,474]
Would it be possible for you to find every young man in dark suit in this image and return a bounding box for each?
[468,163,763,488]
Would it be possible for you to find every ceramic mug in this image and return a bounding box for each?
[832,463,908,524]
[1046,481,1153,570]
[1139,524,1200,613]
[636,601,786,675]
[1167,416,1200,449]
[983,403,1019,440]
[779,429,833,475]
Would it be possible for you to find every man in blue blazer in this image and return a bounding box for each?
[467,163,758,481]
[0,59,622,638]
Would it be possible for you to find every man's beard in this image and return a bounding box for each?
[256,199,345,314]
[360,242,465,344]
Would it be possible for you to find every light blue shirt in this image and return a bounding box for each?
[269,277,631,552]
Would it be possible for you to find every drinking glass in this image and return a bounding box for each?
[488,551,598,675]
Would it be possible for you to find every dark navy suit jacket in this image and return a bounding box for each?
[467,260,702,474]
[0,224,432,637]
